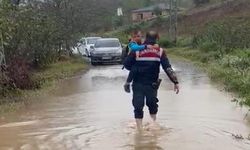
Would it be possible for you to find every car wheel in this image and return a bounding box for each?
[91,61,97,66]
[91,62,97,66]
[90,58,97,66]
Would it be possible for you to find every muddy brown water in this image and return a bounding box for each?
[0,59,250,150]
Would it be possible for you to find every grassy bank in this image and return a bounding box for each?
[0,56,88,113]
[168,47,250,107]
[33,56,88,89]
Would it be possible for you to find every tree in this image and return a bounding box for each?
[11,0,20,5]
[112,16,123,29]
[153,6,162,16]
[144,0,152,7]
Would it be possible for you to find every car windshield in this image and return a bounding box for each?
[95,40,120,48]
[87,38,100,44]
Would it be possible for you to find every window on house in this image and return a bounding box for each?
[140,14,143,20]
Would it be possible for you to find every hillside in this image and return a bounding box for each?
[178,0,250,35]
[110,0,250,37]
[143,0,250,36]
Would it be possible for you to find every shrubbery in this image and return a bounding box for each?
[158,37,176,48]
[0,1,62,95]
[0,0,88,98]
[193,17,250,53]
[176,36,193,47]
[171,17,250,106]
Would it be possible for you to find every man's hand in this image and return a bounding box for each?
[124,83,131,93]
[174,84,179,94]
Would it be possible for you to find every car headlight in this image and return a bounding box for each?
[116,48,122,54]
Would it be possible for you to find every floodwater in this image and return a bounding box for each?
[0,59,250,150]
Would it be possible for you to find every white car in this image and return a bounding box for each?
[78,37,101,57]
[90,38,122,65]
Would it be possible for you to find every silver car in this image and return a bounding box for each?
[90,38,122,65]
[78,37,101,57]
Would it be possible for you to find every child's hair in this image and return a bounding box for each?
[144,31,159,45]
[131,30,142,44]
[131,30,142,38]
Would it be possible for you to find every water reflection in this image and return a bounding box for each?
[133,132,163,150]
[124,122,170,150]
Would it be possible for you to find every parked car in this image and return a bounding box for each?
[78,37,101,57]
[90,38,123,65]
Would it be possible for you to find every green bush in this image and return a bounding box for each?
[0,0,87,95]
[176,36,193,47]
[168,46,250,107]
[193,17,250,53]
[208,64,250,106]
[199,40,220,52]
[0,1,61,67]
[159,37,175,48]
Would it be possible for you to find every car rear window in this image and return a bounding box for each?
[87,38,100,44]
[95,40,120,48]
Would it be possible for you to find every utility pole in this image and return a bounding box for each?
[169,0,173,40]
[0,31,6,97]
[169,0,178,43]
[0,32,6,67]
[174,0,178,43]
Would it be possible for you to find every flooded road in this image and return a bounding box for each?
[0,59,250,150]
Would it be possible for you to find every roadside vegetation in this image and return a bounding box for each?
[0,55,87,113]
[169,16,250,106]
[0,1,93,106]
[172,0,250,107]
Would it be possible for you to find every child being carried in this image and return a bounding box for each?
[124,31,162,93]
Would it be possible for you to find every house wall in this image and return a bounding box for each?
[162,10,168,16]
[143,12,155,20]
[132,10,168,22]
[132,12,154,22]
[132,13,139,21]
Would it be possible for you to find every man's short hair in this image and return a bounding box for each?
[144,31,159,45]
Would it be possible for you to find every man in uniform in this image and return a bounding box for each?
[124,31,179,131]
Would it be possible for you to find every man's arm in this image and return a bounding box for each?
[160,51,179,85]
[128,42,147,52]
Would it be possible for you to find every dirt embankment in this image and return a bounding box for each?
[178,0,250,35]
[148,0,250,36]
